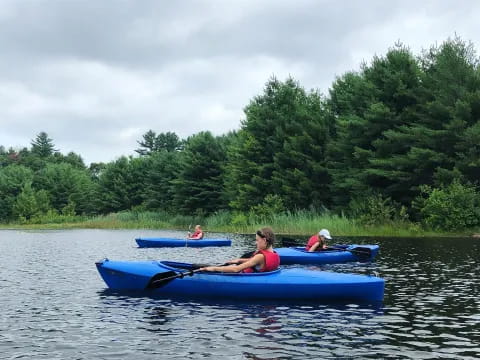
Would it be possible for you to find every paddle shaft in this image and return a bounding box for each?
[146,262,233,290]
[148,268,202,289]
[329,246,372,258]
[241,250,256,258]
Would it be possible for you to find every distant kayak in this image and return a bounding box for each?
[95,259,384,302]
[135,237,231,248]
[276,244,379,265]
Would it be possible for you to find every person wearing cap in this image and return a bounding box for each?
[305,229,332,252]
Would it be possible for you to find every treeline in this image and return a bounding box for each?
[1,37,479,231]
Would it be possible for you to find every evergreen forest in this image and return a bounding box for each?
[1,38,479,233]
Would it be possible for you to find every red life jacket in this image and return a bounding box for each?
[305,234,326,251]
[305,234,319,250]
[190,230,203,239]
[242,249,280,273]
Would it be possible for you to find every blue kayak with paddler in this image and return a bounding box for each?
[135,237,232,248]
[95,259,385,302]
[275,244,380,265]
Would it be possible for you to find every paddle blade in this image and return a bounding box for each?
[349,246,372,260]
[240,250,255,258]
[278,236,302,248]
[145,271,179,289]
[146,268,204,289]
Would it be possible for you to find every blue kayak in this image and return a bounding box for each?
[135,237,231,248]
[276,244,379,265]
[95,259,384,302]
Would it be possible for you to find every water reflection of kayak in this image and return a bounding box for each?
[95,259,385,302]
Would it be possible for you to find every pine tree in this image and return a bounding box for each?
[155,132,183,152]
[368,38,480,205]
[135,130,157,156]
[0,165,34,221]
[173,132,227,215]
[12,182,40,220]
[143,151,180,211]
[96,157,149,213]
[33,162,97,215]
[31,132,57,158]
[225,77,331,211]
[136,130,183,155]
[327,44,424,206]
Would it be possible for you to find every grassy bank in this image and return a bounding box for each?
[1,210,476,237]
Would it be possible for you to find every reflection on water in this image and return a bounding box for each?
[1,229,479,359]
[96,289,387,358]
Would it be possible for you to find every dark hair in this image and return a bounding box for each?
[256,227,275,247]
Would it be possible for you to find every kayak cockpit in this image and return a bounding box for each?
[158,261,281,276]
[289,246,348,254]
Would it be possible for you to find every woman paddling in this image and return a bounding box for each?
[200,227,280,273]
[306,228,332,252]
[187,225,204,240]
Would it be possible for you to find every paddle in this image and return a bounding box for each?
[146,268,202,290]
[329,246,372,259]
[241,250,256,258]
[145,262,233,290]
[280,236,300,247]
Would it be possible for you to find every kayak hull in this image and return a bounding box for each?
[135,237,231,248]
[276,245,379,265]
[95,259,384,302]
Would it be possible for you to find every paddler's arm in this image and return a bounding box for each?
[225,258,249,264]
[308,242,321,252]
[200,254,264,273]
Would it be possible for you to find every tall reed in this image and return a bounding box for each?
[0,209,465,237]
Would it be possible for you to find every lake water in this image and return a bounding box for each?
[0,229,479,359]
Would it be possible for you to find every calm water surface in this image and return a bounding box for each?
[0,229,478,359]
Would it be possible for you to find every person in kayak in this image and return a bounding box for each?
[306,228,332,252]
[200,227,280,273]
[187,225,204,240]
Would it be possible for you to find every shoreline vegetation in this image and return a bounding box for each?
[0,210,477,238]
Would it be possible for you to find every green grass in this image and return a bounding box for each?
[204,210,441,237]
[1,209,477,237]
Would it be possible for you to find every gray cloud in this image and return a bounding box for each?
[0,0,479,164]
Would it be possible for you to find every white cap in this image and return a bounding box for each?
[318,229,332,240]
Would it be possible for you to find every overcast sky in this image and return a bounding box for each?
[1,0,479,165]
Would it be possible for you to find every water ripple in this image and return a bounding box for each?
[1,230,479,359]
